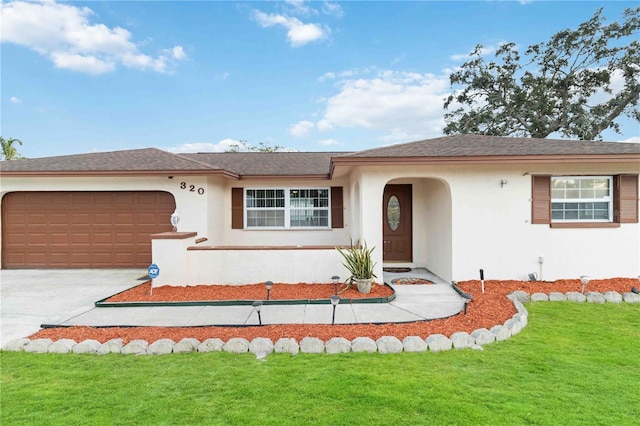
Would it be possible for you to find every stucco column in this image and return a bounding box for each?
[357,174,387,281]
[151,232,197,287]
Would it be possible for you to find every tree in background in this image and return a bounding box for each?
[443,8,639,140]
[226,140,288,152]
[0,137,23,160]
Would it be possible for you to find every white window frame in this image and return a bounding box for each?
[551,176,613,223]
[244,187,331,229]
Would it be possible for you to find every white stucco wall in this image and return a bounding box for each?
[2,160,638,284]
[350,162,639,282]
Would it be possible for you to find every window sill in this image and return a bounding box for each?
[243,227,333,231]
[550,222,620,229]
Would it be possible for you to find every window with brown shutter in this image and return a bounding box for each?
[532,174,638,227]
[236,187,336,229]
[531,175,551,224]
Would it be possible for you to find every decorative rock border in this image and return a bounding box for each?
[4,290,637,355]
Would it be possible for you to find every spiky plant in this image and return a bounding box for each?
[336,240,377,281]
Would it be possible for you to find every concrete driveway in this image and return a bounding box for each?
[0,269,145,347]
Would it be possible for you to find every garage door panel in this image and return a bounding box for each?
[26,252,47,265]
[115,213,134,224]
[50,213,69,225]
[27,213,48,225]
[93,233,113,244]
[6,212,27,225]
[71,233,91,244]
[115,233,135,244]
[2,191,175,268]
[27,233,48,245]
[70,193,93,205]
[49,233,69,244]
[137,213,158,225]
[93,213,112,225]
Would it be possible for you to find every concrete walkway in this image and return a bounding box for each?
[1,268,464,347]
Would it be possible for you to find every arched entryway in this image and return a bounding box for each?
[382,178,452,281]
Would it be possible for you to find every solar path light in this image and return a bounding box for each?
[265,281,273,300]
[331,275,340,295]
[252,300,263,325]
[330,295,340,325]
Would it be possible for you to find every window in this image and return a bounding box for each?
[531,175,638,227]
[245,188,330,228]
[551,177,612,222]
[246,189,285,227]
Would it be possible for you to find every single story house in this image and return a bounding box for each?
[1,134,638,285]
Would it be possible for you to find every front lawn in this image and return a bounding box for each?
[1,303,638,425]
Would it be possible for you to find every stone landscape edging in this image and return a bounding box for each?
[3,290,638,355]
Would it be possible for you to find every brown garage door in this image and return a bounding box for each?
[2,191,176,268]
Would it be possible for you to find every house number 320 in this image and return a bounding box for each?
[180,182,205,195]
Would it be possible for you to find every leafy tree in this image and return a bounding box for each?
[0,136,23,160]
[444,8,640,140]
[226,140,287,152]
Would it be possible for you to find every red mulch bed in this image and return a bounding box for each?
[104,281,393,303]
[29,278,637,345]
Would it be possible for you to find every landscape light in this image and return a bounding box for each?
[265,281,273,300]
[252,300,263,325]
[331,275,340,294]
[330,295,340,325]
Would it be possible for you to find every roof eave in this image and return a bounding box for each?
[331,154,640,166]
[237,174,331,181]
[0,169,241,179]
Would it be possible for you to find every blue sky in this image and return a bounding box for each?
[2,0,639,159]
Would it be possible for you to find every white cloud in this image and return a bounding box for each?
[9,96,23,103]
[168,46,186,60]
[318,138,340,146]
[289,120,315,137]
[322,1,344,18]
[284,0,316,17]
[0,1,186,75]
[317,70,451,143]
[317,118,333,131]
[317,67,374,82]
[622,136,640,143]
[450,43,509,61]
[252,10,328,47]
[213,72,230,81]
[166,139,243,154]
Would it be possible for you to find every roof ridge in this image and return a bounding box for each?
[162,149,222,170]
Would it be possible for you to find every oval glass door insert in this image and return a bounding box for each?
[387,195,400,231]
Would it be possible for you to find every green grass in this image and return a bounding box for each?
[1,303,638,425]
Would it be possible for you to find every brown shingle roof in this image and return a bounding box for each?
[1,135,637,178]
[0,148,223,175]
[340,135,640,158]
[182,152,348,176]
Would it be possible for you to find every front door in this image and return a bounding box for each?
[383,184,412,262]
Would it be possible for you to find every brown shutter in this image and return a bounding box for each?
[331,186,344,228]
[614,175,638,223]
[231,187,244,229]
[531,176,551,224]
